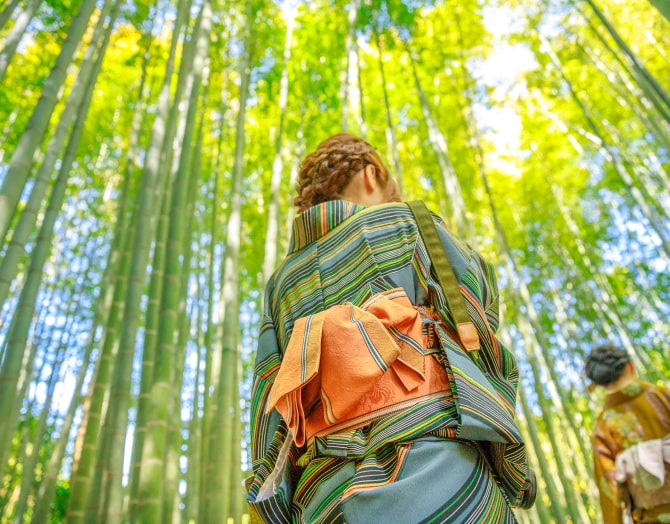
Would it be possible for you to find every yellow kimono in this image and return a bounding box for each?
[593,379,670,523]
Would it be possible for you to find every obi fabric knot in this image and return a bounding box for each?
[266,288,451,447]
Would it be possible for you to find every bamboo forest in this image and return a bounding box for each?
[0,0,668,521]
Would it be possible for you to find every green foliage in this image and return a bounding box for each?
[49,480,71,523]
[0,0,668,521]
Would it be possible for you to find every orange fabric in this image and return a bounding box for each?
[266,288,452,447]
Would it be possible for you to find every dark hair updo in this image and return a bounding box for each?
[294,133,390,212]
[584,344,631,386]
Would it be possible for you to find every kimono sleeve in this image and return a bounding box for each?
[468,249,519,416]
[474,253,535,508]
[434,219,534,507]
[593,423,625,524]
[249,316,284,465]
[247,315,296,523]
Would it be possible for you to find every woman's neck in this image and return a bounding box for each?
[606,372,636,394]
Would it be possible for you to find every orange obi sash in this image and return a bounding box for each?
[266,288,453,447]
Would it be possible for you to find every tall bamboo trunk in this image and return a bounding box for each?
[407,47,472,239]
[184,273,205,524]
[2,342,56,519]
[356,44,367,139]
[85,0,190,519]
[30,297,101,523]
[540,35,670,258]
[261,10,294,291]
[0,5,113,476]
[281,106,305,253]
[0,0,41,82]
[134,3,211,520]
[165,25,210,524]
[198,64,229,523]
[0,0,23,33]
[186,163,218,524]
[514,303,590,522]
[515,380,570,523]
[64,31,151,524]
[575,40,670,170]
[647,0,670,22]
[177,74,209,524]
[11,292,76,524]
[128,3,195,513]
[340,0,357,131]
[167,107,209,521]
[373,27,402,194]
[0,0,116,312]
[0,0,97,245]
[127,156,172,514]
[0,107,18,165]
[204,0,253,520]
[581,0,670,115]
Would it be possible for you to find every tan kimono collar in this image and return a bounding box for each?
[604,379,648,409]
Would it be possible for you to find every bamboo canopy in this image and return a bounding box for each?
[0,0,668,522]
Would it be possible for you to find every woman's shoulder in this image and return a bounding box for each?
[353,201,415,224]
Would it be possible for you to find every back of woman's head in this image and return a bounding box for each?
[584,344,631,386]
[294,133,390,212]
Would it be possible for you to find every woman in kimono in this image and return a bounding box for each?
[247,133,535,523]
[586,344,670,523]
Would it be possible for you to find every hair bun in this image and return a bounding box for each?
[584,344,631,386]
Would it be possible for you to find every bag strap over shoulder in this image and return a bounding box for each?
[406,200,481,365]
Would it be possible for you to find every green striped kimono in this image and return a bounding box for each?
[248,201,533,523]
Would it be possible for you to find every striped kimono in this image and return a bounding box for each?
[248,201,533,523]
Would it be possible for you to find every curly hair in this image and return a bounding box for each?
[584,344,631,386]
[294,133,390,212]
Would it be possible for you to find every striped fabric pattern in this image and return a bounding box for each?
[248,201,531,523]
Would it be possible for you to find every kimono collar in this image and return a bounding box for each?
[289,200,367,253]
[603,379,648,409]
